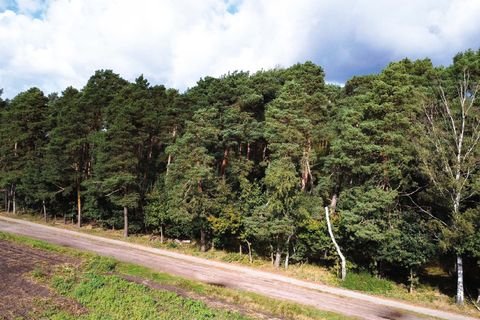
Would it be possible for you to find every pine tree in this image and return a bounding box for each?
[166,107,220,251]
[78,70,128,226]
[45,87,87,222]
[1,88,49,214]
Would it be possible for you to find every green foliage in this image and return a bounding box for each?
[85,256,118,273]
[0,87,50,212]
[341,272,394,295]
[1,52,480,300]
[52,271,250,320]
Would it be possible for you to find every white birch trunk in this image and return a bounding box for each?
[166,126,177,176]
[246,240,253,263]
[274,247,282,268]
[456,255,464,305]
[325,206,346,280]
[284,235,292,270]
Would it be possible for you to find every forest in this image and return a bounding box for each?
[0,49,479,306]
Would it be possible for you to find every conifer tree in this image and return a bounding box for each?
[1,88,49,214]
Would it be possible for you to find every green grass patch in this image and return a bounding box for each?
[117,261,349,319]
[341,272,394,295]
[51,270,249,320]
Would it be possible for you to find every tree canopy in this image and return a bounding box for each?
[1,52,480,304]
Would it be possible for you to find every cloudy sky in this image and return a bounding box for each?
[0,0,479,97]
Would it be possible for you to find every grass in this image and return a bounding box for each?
[341,272,394,295]
[115,261,349,320]
[337,270,472,315]
[49,269,250,320]
[0,231,351,320]
[2,211,479,317]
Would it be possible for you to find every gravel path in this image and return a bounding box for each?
[0,216,477,320]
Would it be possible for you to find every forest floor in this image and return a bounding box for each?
[0,214,478,320]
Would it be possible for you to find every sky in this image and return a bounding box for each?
[0,0,480,98]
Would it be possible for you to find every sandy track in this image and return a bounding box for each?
[0,216,477,320]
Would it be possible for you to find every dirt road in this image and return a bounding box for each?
[0,216,477,320]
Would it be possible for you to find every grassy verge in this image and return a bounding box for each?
[0,231,350,320]
[339,272,462,313]
[2,211,479,317]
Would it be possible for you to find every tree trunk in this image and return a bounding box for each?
[166,126,177,176]
[325,206,346,280]
[239,243,242,255]
[246,143,251,160]
[284,247,290,270]
[270,244,274,264]
[6,187,10,212]
[456,254,464,305]
[301,139,313,192]
[220,148,228,178]
[284,235,292,270]
[409,268,414,294]
[301,148,309,191]
[200,227,206,252]
[246,240,253,263]
[42,200,47,223]
[274,244,282,268]
[76,184,82,228]
[160,224,164,244]
[12,187,15,214]
[166,154,172,175]
[123,206,129,238]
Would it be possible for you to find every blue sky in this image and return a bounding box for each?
[0,0,479,97]
[0,0,46,18]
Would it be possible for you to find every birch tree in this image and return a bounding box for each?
[421,70,480,305]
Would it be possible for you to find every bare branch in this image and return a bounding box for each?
[399,185,425,197]
[423,105,455,179]
[439,86,459,148]
[106,188,122,197]
[404,194,448,227]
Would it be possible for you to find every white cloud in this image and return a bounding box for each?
[16,0,46,14]
[0,0,479,97]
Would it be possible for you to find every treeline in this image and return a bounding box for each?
[1,51,480,304]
